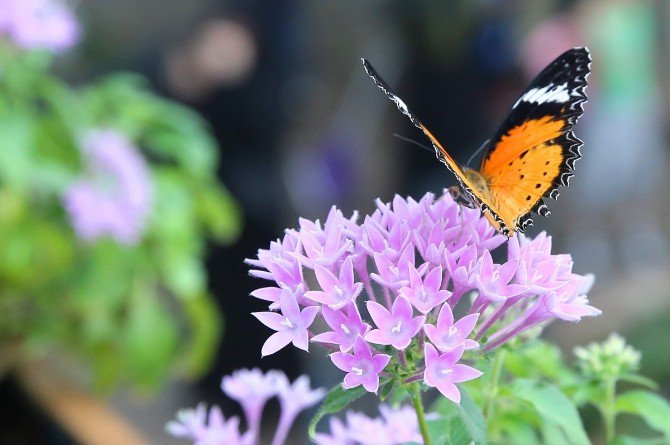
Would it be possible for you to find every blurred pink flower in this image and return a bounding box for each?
[63,130,153,245]
[0,0,80,52]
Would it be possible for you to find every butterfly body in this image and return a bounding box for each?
[362,48,591,236]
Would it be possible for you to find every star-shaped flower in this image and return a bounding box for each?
[252,288,318,356]
[423,304,479,352]
[330,336,390,393]
[312,302,370,352]
[423,344,482,403]
[365,296,425,350]
[399,265,452,315]
[305,257,363,309]
[475,250,525,302]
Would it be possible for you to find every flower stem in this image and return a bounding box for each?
[410,382,432,445]
[483,348,506,420]
[602,377,617,442]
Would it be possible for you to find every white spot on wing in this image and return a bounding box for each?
[391,94,410,115]
[514,82,572,107]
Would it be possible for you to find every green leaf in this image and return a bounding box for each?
[619,373,659,391]
[179,294,223,378]
[378,379,395,402]
[308,385,367,439]
[510,379,589,445]
[615,390,670,439]
[431,386,487,444]
[122,286,179,389]
[610,435,667,445]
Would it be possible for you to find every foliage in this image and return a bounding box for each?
[0,44,240,390]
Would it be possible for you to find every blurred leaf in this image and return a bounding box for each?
[615,390,670,440]
[122,286,179,389]
[510,379,589,445]
[610,436,667,445]
[618,373,659,391]
[308,385,367,439]
[196,186,242,243]
[431,385,487,445]
[179,294,223,378]
[0,115,34,190]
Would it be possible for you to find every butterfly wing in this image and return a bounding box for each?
[361,58,497,213]
[478,47,591,235]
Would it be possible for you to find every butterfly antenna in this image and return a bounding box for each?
[392,133,434,154]
[466,139,490,168]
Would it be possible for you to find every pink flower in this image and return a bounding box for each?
[365,296,425,350]
[424,304,479,352]
[252,288,318,356]
[305,257,363,309]
[423,344,482,403]
[330,336,390,393]
[399,265,452,315]
[312,302,370,352]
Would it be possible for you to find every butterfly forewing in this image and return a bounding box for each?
[478,47,591,234]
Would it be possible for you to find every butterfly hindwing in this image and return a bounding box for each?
[479,47,591,234]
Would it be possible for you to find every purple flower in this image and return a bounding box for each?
[252,288,318,356]
[166,404,253,445]
[312,302,371,352]
[345,411,392,444]
[221,368,281,441]
[379,405,423,444]
[316,405,422,445]
[424,304,479,352]
[305,257,363,309]
[330,336,390,393]
[474,251,524,303]
[0,0,80,52]
[294,221,352,269]
[365,296,425,350]
[445,244,480,302]
[423,344,482,403]
[399,265,452,315]
[273,375,326,445]
[370,244,421,290]
[314,417,354,445]
[63,130,153,245]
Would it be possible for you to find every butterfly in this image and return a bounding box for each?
[362,47,591,237]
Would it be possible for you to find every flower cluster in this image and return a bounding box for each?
[315,404,422,445]
[167,368,325,445]
[63,130,153,245]
[0,0,80,52]
[574,333,641,380]
[248,192,601,402]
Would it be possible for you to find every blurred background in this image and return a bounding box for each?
[2,0,670,443]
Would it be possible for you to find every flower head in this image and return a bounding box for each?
[63,130,153,245]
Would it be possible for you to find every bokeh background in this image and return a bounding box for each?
[2,0,670,443]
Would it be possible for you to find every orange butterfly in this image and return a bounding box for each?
[362,47,591,236]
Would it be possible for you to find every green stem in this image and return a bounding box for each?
[483,348,506,420]
[602,377,617,442]
[410,382,432,445]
